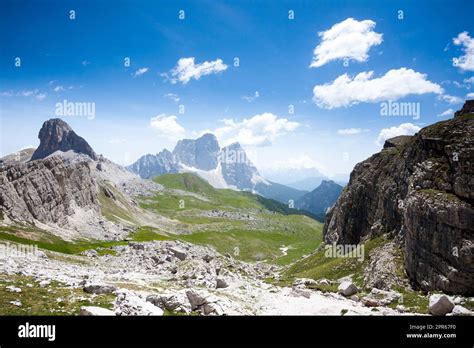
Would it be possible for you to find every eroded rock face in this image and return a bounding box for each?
[323,105,474,295]
[0,155,98,224]
[31,118,97,161]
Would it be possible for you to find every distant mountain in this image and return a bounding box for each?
[127,134,304,204]
[31,118,97,161]
[295,180,343,219]
[287,177,325,191]
[254,181,307,205]
[127,150,179,179]
[173,133,220,171]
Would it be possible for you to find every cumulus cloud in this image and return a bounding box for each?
[439,94,463,104]
[438,108,454,117]
[452,31,474,71]
[133,67,149,77]
[310,18,383,68]
[337,128,363,135]
[150,114,185,140]
[166,57,228,84]
[466,92,474,98]
[376,123,421,147]
[213,113,299,147]
[313,68,443,109]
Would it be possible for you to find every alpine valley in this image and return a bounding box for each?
[0,103,473,316]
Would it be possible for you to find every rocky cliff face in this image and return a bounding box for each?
[126,150,178,179]
[219,142,260,190]
[172,133,220,171]
[0,156,98,224]
[323,103,474,295]
[31,118,97,161]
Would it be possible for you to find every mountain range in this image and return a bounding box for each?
[127,134,315,205]
[0,103,472,317]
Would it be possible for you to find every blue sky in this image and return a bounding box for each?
[1,0,473,177]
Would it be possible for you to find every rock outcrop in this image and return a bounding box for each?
[323,102,474,295]
[31,118,97,161]
[0,155,98,224]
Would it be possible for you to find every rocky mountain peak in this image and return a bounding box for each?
[172,133,220,171]
[31,118,97,161]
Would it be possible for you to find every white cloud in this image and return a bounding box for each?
[313,68,443,109]
[464,76,474,84]
[337,128,362,135]
[150,114,185,140]
[164,93,180,102]
[438,108,454,117]
[376,123,421,146]
[2,89,46,101]
[133,67,149,77]
[439,94,463,104]
[452,31,474,71]
[213,113,299,147]
[466,92,474,99]
[167,57,228,84]
[35,93,47,101]
[242,91,260,102]
[53,85,65,92]
[82,60,91,66]
[310,18,383,68]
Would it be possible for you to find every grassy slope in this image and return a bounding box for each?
[281,235,429,313]
[138,173,323,264]
[0,274,115,315]
[0,173,323,265]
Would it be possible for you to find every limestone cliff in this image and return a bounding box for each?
[323,101,474,295]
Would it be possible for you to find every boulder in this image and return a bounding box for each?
[216,278,229,289]
[83,283,117,295]
[5,285,22,293]
[429,294,455,316]
[80,306,116,316]
[169,247,187,261]
[114,289,163,316]
[449,305,473,316]
[338,281,358,296]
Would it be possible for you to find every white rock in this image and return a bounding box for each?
[449,305,473,316]
[6,285,22,293]
[338,281,358,297]
[169,247,187,261]
[80,306,116,316]
[114,289,163,316]
[83,283,117,294]
[429,294,455,316]
[10,300,22,307]
[39,280,51,288]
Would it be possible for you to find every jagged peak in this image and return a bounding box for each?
[31,118,97,161]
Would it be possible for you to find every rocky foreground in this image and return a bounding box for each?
[1,239,433,316]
